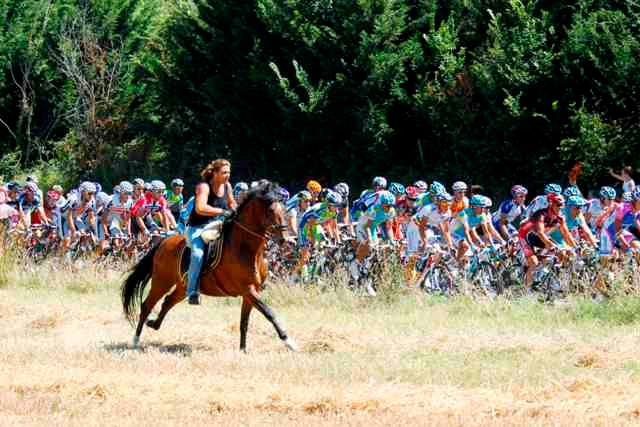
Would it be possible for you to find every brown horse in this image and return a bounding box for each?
[121,182,297,352]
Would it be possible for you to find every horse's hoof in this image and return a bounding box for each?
[146,319,160,330]
[283,337,298,352]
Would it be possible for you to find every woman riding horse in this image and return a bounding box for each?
[186,159,236,305]
[122,180,297,352]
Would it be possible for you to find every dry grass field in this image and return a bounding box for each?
[2,263,640,426]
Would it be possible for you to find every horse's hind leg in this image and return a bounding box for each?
[146,284,186,330]
[133,281,167,348]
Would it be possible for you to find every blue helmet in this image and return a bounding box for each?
[430,181,446,196]
[372,176,387,189]
[544,183,562,195]
[469,195,485,207]
[324,189,343,206]
[567,195,587,207]
[377,190,395,206]
[388,182,405,196]
[276,187,290,202]
[599,186,616,200]
[563,186,581,198]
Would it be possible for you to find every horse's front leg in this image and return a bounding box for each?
[239,296,253,352]
[246,284,297,351]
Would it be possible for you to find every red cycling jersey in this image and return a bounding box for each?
[131,192,167,218]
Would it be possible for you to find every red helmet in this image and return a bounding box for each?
[405,186,420,200]
[547,193,565,206]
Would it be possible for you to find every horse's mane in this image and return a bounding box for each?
[223,181,282,236]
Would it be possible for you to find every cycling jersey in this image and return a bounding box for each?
[131,193,167,218]
[524,195,548,218]
[550,207,586,246]
[107,196,133,231]
[298,202,337,246]
[413,203,451,227]
[518,208,564,239]
[451,196,468,216]
[492,199,524,230]
[350,190,379,221]
[452,208,489,241]
[164,190,183,213]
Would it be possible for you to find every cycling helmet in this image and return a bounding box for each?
[306,180,322,193]
[171,178,184,187]
[430,181,447,196]
[622,192,633,202]
[112,185,121,194]
[566,195,587,207]
[481,196,493,208]
[413,180,428,193]
[7,181,21,192]
[544,183,562,195]
[96,191,112,206]
[563,186,581,198]
[150,180,166,192]
[633,187,640,201]
[511,185,528,197]
[234,182,249,195]
[276,187,290,202]
[79,181,97,194]
[250,181,259,189]
[435,192,453,203]
[144,182,152,191]
[133,178,145,187]
[405,186,420,200]
[298,190,312,201]
[324,189,343,206]
[388,182,405,196]
[372,176,388,189]
[377,190,395,206]
[46,190,60,201]
[547,193,565,206]
[94,182,102,194]
[119,181,134,194]
[452,181,468,192]
[24,182,39,193]
[599,186,616,200]
[469,195,485,208]
[333,182,350,198]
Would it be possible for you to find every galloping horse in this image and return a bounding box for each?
[121,182,297,352]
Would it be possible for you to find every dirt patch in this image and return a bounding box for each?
[29,314,63,331]
[575,352,604,369]
[304,340,334,354]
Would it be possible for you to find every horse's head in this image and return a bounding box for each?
[233,182,288,242]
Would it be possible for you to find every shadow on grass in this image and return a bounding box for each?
[103,341,213,356]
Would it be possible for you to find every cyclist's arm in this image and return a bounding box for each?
[579,219,597,247]
[67,209,76,235]
[486,220,506,245]
[534,220,554,248]
[559,220,577,247]
[438,220,454,250]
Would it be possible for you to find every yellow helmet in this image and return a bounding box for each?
[306,180,322,194]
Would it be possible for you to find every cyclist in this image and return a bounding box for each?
[350,190,397,295]
[131,180,171,239]
[285,190,312,237]
[585,186,616,231]
[451,195,502,263]
[350,176,387,222]
[333,182,351,234]
[17,182,48,228]
[492,185,528,240]
[387,182,406,240]
[518,193,572,291]
[306,180,322,203]
[405,192,454,286]
[413,180,428,194]
[233,182,250,205]
[450,181,469,215]
[525,183,562,218]
[105,181,134,248]
[165,178,185,225]
[95,191,113,253]
[62,182,97,251]
[291,190,343,281]
[549,196,596,257]
[608,188,640,254]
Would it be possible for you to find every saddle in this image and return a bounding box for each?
[179,221,225,281]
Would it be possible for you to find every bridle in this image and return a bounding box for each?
[233,201,288,242]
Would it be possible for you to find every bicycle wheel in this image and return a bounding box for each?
[421,265,454,295]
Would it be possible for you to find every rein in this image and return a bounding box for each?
[233,219,287,241]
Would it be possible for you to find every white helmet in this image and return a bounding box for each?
[452,181,468,192]
[150,180,166,192]
[79,181,97,194]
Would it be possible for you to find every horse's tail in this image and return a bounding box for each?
[122,242,161,325]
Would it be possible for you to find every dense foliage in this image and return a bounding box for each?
[0,0,638,196]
